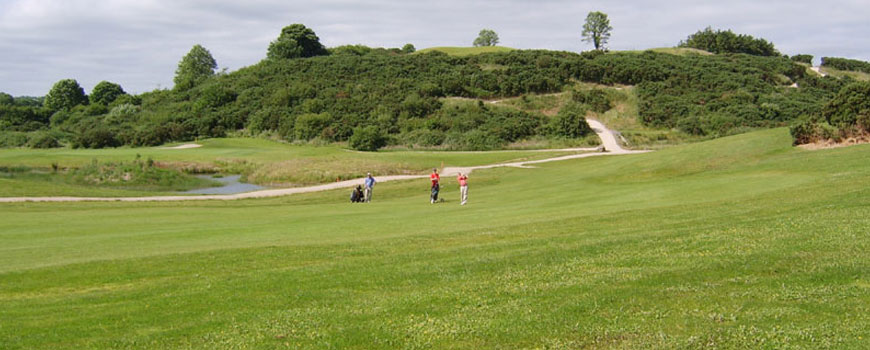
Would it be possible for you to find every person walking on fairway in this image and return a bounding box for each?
[364,172,376,202]
[430,168,440,203]
[457,172,468,205]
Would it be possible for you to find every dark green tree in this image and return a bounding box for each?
[174,44,217,91]
[582,11,612,50]
[473,29,500,47]
[44,79,88,111]
[90,81,126,105]
[267,24,328,60]
[0,92,13,105]
[402,43,416,54]
[679,27,780,56]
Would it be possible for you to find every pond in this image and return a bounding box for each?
[181,175,266,195]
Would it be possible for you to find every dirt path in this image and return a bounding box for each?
[810,66,827,77]
[0,119,648,203]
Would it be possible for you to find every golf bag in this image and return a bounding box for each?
[430,183,440,202]
[350,187,363,203]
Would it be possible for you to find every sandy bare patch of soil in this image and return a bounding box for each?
[798,136,870,150]
[162,143,202,150]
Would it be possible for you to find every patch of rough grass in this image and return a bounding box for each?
[819,67,870,81]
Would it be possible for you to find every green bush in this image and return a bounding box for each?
[443,129,503,150]
[572,89,610,113]
[822,81,870,127]
[548,102,592,138]
[0,131,28,147]
[294,113,333,140]
[73,128,120,149]
[194,85,237,110]
[402,129,445,147]
[348,126,386,151]
[790,54,813,65]
[790,117,839,144]
[27,132,61,148]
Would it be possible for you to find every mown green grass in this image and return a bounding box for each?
[0,138,575,195]
[416,46,515,56]
[1,129,868,349]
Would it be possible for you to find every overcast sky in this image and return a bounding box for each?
[1,0,868,96]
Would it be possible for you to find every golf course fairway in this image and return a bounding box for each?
[1,128,868,349]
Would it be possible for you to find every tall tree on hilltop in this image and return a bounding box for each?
[582,11,612,51]
[0,92,13,105]
[90,81,126,105]
[473,29,500,47]
[267,24,328,60]
[44,79,88,111]
[174,44,217,91]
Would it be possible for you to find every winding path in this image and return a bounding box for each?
[0,119,648,203]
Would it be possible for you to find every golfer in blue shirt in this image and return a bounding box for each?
[364,173,376,202]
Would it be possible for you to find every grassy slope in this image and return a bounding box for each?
[819,66,870,81]
[617,47,713,56]
[1,129,868,349]
[416,46,515,56]
[0,138,575,196]
[492,84,700,149]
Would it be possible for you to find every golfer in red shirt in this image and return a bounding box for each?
[457,172,468,205]
[430,168,440,203]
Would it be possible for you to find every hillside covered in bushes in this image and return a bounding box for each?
[0,24,864,150]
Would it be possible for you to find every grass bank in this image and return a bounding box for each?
[0,129,867,348]
[0,138,577,195]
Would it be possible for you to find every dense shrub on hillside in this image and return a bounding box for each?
[26,131,61,148]
[0,104,51,131]
[679,27,780,56]
[791,81,870,144]
[790,54,813,65]
[2,38,847,149]
[821,57,870,74]
[548,102,592,138]
[0,131,28,147]
[348,126,386,151]
[572,88,610,113]
[628,51,834,136]
[72,127,121,149]
[821,82,870,128]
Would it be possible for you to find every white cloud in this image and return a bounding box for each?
[0,0,868,95]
